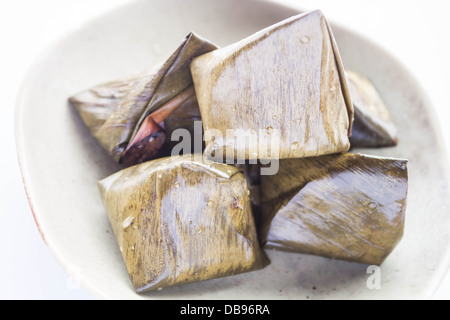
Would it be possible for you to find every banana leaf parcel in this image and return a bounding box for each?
[98,155,269,292]
[69,32,218,167]
[259,153,408,265]
[190,10,354,161]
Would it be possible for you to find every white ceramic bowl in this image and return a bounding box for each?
[15,0,450,299]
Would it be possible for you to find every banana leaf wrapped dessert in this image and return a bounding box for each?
[69,32,218,167]
[98,155,269,292]
[259,153,408,265]
[235,162,263,232]
[346,71,398,148]
[190,10,353,161]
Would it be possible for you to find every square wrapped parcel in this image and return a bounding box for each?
[190,11,353,160]
[259,153,408,265]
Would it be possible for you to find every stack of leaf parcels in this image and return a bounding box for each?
[70,10,407,293]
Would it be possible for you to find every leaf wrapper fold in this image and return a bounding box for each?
[346,71,398,148]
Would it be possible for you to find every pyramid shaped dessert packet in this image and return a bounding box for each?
[190,10,354,161]
[98,155,269,292]
[259,153,408,265]
[69,32,218,167]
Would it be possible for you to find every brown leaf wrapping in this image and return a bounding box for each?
[260,153,408,265]
[190,10,354,160]
[69,32,218,165]
[346,71,398,148]
[98,155,269,292]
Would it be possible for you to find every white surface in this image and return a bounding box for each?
[2,0,450,300]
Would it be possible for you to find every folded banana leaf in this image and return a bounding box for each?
[346,71,398,148]
[190,10,353,161]
[235,163,263,233]
[98,154,269,292]
[69,32,218,166]
[260,153,408,265]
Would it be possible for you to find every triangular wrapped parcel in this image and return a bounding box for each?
[259,153,408,265]
[190,11,353,161]
[69,32,218,166]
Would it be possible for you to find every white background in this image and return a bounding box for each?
[1,0,449,299]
